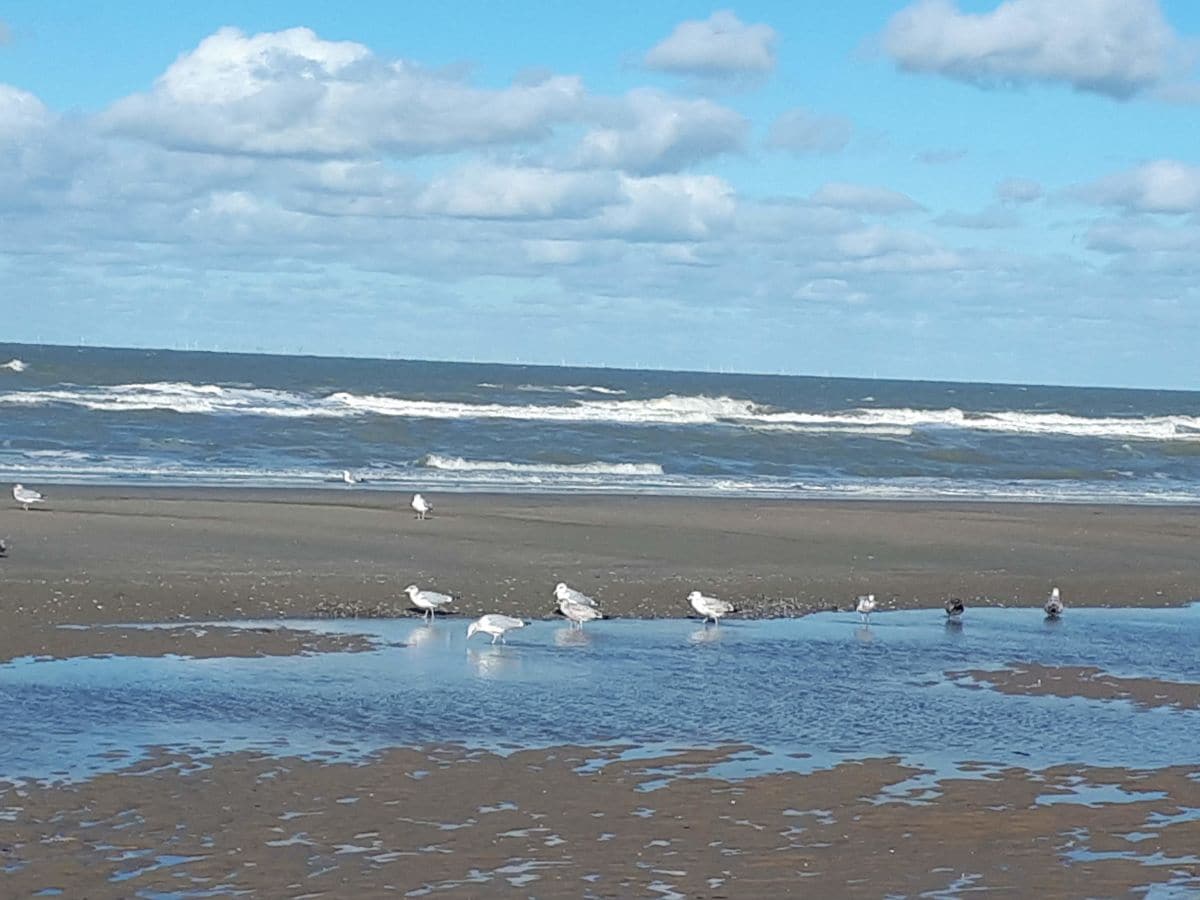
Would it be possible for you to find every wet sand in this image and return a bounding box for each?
[1,744,1197,897]
[951,664,1200,712]
[1,486,1198,660]
[3,487,1200,894]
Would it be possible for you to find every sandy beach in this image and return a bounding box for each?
[3,487,1199,896]
[2,486,1198,657]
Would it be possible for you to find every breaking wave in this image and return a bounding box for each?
[422,455,664,476]
[2,381,1200,441]
[1,358,28,372]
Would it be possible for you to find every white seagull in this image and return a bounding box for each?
[13,484,45,511]
[1044,586,1064,619]
[557,595,603,628]
[554,582,597,608]
[855,593,877,624]
[688,590,735,625]
[405,584,454,620]
[467,614,526,644]
[411,493,432,520]
[342,469,361,485]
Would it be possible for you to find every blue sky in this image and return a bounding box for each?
[1,1,1198,388]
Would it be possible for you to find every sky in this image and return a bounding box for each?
[1,1,1199,389]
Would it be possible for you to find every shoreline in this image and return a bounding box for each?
[2,485,1198,660]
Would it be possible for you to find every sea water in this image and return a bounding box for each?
[2,342,1200,502]
[1,607,1197,783]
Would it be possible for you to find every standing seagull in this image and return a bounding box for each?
[1044,587,1064,619]
[945,597,965,620]
[0,537,8,557]
[411,493,432,520]
[467,614,526,644]
[12,484,45,511]
[557,595,603,628]
[855,594,877,624]
[688,590,735,625]
[554,582,597,608]
[405,584,454,620]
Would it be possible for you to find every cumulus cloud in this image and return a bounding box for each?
[996,177,1043,203]
[882,0,1177,99]
[831,224,963,272]
[810,182,922,214]
[576,89,746,174]
[601,174,736,241]
[101,27,585,158]
[766,108,854,155]
[417,165,618,220]
[644,11,777,76]
[1073,160,1200,214]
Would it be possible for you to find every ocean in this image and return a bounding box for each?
[1,342,1198,503]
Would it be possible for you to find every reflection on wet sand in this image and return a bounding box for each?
[553,626,590,647]
[467,647,522,679]
[1,745,1197,897]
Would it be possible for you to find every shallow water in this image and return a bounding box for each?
[1,607,1198,783]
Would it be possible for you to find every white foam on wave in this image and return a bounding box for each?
[2,382,1199,441]
[422,454,663,476]
[1,358,28,372]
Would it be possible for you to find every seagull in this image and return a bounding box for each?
[1044,586,1064,619]
[411,493,432,520]
[554,582,597,608]
[467,614,526,644]
[341,470,361,485]
[557,595,603,628]
[688,590,735,625]
[855,593,877,624]
[945,597,965,619]
[13,484,45,511]
[405,584,454,620]
[0,537,7,556]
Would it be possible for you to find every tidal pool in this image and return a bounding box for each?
[2,605,1198,783]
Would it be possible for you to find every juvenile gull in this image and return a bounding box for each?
[945,597,965,620]
[1044,587,1064,619]
[557,595,603,629]
[467,614,526,644]
[12,484,44,511]
[411,493,432,520]
[405,584,454,620]
[855,593,877,624]
[554,582,597,608]
[688,590,734,625]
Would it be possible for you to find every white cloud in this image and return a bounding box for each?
[996,177,1043,203]
[576,89,746,174]
[1073,160,1200,214]
[417,165,618,220]
[601,174,736,241]
[644,11,777,76]
[882,0,1177,98]
[936,207,1020,229]
[101,27,585,158]
[810,182,922,214]
[0,84,53,135]
[831,225,963,272]
[766,108,854,155]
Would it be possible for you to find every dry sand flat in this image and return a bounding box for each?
[1,745,1197,897]
[949,664,1200,712]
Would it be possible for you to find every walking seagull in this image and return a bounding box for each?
[467,614,526,644]
[411,493,432,520]
[405,584,454,620]
[688,590,735,625]
[554,582,597,608]
[12,484,44,511]
[945,597,965,620]
[557,595,603,628]
[855,593,877,624]
[1044,587,1064,619]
